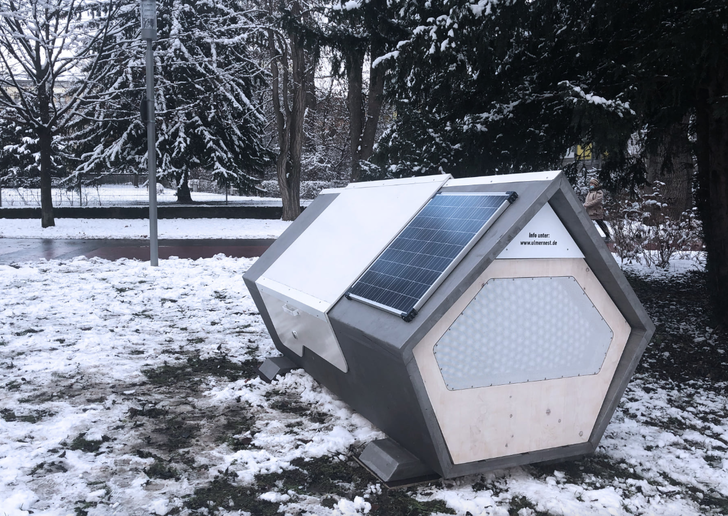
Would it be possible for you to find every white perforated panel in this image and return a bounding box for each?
[434,276,613,389]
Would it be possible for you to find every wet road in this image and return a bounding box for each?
[0,238,274,264]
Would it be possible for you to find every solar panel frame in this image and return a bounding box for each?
[346,191,516,321]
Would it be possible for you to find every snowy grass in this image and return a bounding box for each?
[0,185,269,207]
[0,218,293,240]
[1,254,727,515]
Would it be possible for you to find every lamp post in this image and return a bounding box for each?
[141,0,158,266]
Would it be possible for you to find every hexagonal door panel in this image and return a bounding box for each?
[413,258,631,465]
[434,276,614,390]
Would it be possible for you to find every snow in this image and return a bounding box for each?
[0,217,292,240]
[0,218,726,515]
[0,185,278,208]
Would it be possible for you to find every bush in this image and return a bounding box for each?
[607,181,702,268]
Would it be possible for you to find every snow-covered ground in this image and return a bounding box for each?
[0,218,292,240]
[1,220,726,515]
[0,185,272,208]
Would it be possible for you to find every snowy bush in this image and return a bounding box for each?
[258,180,349,200]
[607,181,702,268]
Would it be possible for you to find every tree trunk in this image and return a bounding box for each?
[347,39,387,183]
[347,50,365,182]
[645,115,694,219]
[360,37,386,163]
[38,126,55,227]
[269,2,304,222]
[285,6,305,221]
[695,65,728,327]
[177,170,192,203]
[38,73,55,228]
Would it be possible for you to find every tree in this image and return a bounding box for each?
[562,0,728,324]
[324,0,401,182]
[267,0,315,220]
[0,109,39,188]
[75,0,272,201]
[373,0,728,325]
[0,0,127,227]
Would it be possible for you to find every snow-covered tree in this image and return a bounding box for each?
[75,0,272,201]
[374,0,728,325]
[585,0,728,326]
[370,0,581,177]
[0,0,129,227]
[0,109,38,187]
[324,0,401,182]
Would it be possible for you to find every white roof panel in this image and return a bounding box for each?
[445,170,562,186]
[258,175,451,312]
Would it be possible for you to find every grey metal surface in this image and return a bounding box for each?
[257,356,298,383]
[243,192,339,368]
[359,438,437,482]
[259,287,348,372]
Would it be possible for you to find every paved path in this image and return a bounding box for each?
[0,238,274,264]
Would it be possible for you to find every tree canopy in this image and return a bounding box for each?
[371,0,728,324]
[74,0,272,199]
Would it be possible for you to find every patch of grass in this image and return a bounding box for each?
[152,418,197,451]
[253,456,367,501]
[68,433,111,454]
[185,471,279,515]
[700,493,728,511]
[74,502,97,516]
[704,454,723,468]
[31,461,68,475]
[128,406,168,419]
[266,391,327,424]
[270,398,309,414]
[141,353,258,386]
[321,496,337,508]
[220,408,256,451]
[0,408,54,423]
[4,380,22,391]
[532,455,645,488]
[368,489,455,516]
[145,459,180,480]
[14,328,43,336]
[507,495,551,515]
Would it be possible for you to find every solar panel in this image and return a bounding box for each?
[346,191,516,321]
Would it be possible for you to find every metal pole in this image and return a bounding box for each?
[145,39,159,266]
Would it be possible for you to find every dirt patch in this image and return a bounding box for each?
[141,352,259,387]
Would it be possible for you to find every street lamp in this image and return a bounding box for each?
[141,0,158,266]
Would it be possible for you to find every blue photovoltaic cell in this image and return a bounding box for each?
[347,192,511,318]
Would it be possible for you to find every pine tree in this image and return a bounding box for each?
[74,0,272,200]
[374,0,728,325]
